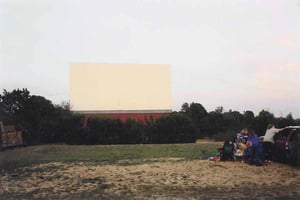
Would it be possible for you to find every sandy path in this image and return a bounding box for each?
[0,159,299,199]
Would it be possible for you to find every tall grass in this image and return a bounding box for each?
[0,142,221,170]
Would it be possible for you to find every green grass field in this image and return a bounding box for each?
[0,142,221,171]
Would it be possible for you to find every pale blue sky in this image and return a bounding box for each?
[1,0,300,117]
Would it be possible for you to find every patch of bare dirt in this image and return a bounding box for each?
[0,159,299,199]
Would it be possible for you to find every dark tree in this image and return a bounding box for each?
[0,89,84,144]
[243,110,255,127]
[253,110,275,135]
[2,88,299,144]
[276,113,295,128]
[182,102,210,138]
[0,88,30,124]
[180,102,190,113]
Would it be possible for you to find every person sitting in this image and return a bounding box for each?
[237,128,248,150]
[219,140,235,161]
[233,128,248,160]
[262,124,285,161]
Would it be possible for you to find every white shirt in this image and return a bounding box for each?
[263,127,281,143]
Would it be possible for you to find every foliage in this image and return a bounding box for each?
[0,88,30,123]
[252,110,275,136]
[1,89,299,144]
[123,118,145,144]
[0,89,84,144]
[185,102,209,138]
[85,117,123,144]
[146,112,195,144]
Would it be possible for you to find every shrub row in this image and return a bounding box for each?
[1,89,299,145]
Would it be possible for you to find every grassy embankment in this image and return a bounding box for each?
[0,141,221,170]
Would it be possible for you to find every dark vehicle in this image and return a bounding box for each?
[273,127,300,166]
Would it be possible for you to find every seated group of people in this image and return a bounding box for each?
[234,128,262,166]
[232,124,284,166]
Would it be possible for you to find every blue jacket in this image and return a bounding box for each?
[247,134,259,146]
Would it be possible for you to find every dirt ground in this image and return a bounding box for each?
[0,159,299,199]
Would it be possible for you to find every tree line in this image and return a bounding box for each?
[1,89,299,145]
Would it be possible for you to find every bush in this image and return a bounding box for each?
[1,89,299,145]
[146,112,195,144]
